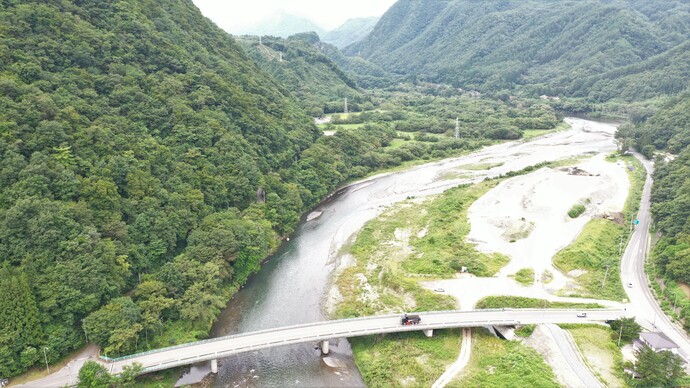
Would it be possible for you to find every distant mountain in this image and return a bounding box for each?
[346,0,690,101]
[322,17,379,49]
[239,10,325,38]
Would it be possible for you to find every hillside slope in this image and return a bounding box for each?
[0,0,328,376]
[347,0,690,100]
[236,32,364,116]
[322,17,379,48]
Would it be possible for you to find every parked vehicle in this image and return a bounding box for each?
[577,312,587,318]
[401,314,421,325]
[627,282,633,288]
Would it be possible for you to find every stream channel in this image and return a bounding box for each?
[181,118,618,387]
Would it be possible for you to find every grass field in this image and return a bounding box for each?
[522,122,570,140]
[350,329,463,387]
[561,324,625,387]
[448,329,559,387]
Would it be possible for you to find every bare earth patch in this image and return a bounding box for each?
[467,152,629,288]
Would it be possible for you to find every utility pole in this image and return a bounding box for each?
[43,347,50,373]
[601,264,610,289]
[279,52,283,62]
[82,319,88,343]
[617,322,624,346]
[344,97,348,114]
[455,117,460,139]
[259,36,262,45]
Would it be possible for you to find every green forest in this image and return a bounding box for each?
[1,0,689,381]
[0,0,561,377]
[348,0,690,101]
[235,32,366,117]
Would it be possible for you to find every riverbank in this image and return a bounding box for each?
[326,118,632,385]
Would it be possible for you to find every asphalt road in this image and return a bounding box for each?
[544,323,603,388]
[622,154,690,360]
[102,310,625,377]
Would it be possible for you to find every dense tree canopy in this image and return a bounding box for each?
[236,33,366,117]
[0,0,402,375]
[347,0,690,101]
[632,346,685,387]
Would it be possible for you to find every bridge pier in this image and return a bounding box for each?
[320,340,330,355]
[423,329,434,338]
[211,359,218,374]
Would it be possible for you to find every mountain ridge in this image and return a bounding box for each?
[347,0,690,100]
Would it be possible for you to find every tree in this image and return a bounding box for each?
[632,345,684,387]
[641,144,656,160]
[608,317,642,344]
[83,297,142,356]
[0,265,42,376]
[77,361,112,388]
[115,362,144,387]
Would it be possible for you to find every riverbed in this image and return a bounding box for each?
[205,118,620,387]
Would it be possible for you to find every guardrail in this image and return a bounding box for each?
[101,308,624,368]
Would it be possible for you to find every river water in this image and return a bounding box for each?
[206,118,617,387]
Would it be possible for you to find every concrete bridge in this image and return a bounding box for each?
[101,308,625,375]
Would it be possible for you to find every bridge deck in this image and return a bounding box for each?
[103,309,625,374]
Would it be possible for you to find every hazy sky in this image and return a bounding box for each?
[192,0,397,32]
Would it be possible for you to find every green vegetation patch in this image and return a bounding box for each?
[568,204,586,218]
[553,219,626,300]
[135,366,184,388]
[515,324,536,337]
[475,296,603,309]
[553,156,646,300]
[351,329,463,387]
[404,182,510,277]
[563,325,625,387]
[449,329,558,388]
[457,162,505,171]
[512,268,535,286]
[335,180,510,318]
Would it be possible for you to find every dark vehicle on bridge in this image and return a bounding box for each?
[401,314,421,325]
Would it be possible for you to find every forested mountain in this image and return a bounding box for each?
[0,0,401,377]
[321,17,379,49]
[236,33,366,116]
[237,10,325,38]
[347,0,690,100]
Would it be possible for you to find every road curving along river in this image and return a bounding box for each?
[208,118,619,387]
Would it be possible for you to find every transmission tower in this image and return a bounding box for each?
[455,117,460,139]
[344,98,348,114]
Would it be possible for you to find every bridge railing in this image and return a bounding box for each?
[100,308,621,362]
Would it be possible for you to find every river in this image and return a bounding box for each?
[206,118,618,387]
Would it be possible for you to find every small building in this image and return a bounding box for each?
[636,332,679,354]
